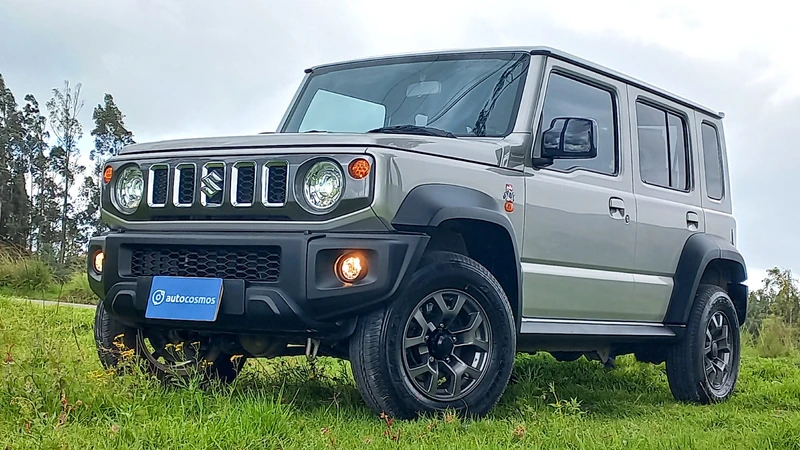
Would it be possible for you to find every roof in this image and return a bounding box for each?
[307,46,722,120]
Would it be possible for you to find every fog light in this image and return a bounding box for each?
[93,250,104,274]
[335,253,366,283]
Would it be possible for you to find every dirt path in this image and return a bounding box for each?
[10,298,95,310]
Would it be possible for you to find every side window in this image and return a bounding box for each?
[635,101,690,191]
[539,73,617,175]
[701,123,724,200]
[299,89,386,132]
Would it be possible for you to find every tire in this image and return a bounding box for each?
[94,300,137,369]
[349,251,516,419]
[93,301,246,383]
[666,284,741,403]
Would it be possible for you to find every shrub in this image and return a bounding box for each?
[0,255,54,294]
[61,272,96,304]
[755,316,797,358]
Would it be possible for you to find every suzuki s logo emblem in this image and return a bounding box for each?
[201,171,224,197]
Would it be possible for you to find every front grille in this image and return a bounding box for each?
[266,164,287,205]
[130,245,281,282]
[150,160,288,209]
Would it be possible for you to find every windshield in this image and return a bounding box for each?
[281,52,530,138]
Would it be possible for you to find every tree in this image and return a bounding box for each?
[78,94,135,240]
[91,93,134,161]
[22,94,58,252]
[46,81,84,264]
[0,74,30,248]
[745,267,800,336]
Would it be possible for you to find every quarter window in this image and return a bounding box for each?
[635,101,690,191]
[539,73,617,175]
[701,123,724,200]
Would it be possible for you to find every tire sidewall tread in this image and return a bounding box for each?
[350,251,516,419]
[666,284,741,404]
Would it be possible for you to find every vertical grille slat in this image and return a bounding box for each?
[149,166,168,207]
[179,168,195,204]
[265,164,288,206]
[173,164,196,207]
[235,165,255,205]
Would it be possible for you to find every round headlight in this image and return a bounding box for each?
[114,166,144,214]
[303,160,343,212]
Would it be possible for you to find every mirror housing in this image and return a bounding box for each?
[541,117,598,160]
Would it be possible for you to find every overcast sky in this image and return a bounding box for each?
[1,0,797,287]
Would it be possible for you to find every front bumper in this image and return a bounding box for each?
[88,231,428,338]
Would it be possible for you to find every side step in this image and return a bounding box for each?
[520,318,676,338]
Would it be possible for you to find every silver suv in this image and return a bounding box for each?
[89,46,748,419]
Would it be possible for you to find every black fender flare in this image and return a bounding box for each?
[664,233,748,326]
[391,183,523,330]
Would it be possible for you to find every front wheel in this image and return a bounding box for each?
[94,301,246,383]
[349,251,516,419]
[666,284,741,403]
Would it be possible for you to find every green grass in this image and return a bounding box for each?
[1,296,800,449]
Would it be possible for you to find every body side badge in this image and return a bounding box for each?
[503,183,515,212]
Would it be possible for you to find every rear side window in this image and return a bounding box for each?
[701,123,724,200]
[635,101,690,191]
[539,73,617,175]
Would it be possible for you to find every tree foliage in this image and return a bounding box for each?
[77,94,135,238]
[0,75,133,269]
[46,81,85,264]
[745,268,800,340]
[0,74,30,248]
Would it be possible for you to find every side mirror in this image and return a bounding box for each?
[541,117,598,159]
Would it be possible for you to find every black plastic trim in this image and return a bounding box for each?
[665,233,747,326]
[391,183,523,330]
[88,231,428,338]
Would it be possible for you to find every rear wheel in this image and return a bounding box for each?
[94,301,246,383]
[350,251,516,419]
[666,284,741,403]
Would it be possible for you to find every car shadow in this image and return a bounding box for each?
[219,352,674,419]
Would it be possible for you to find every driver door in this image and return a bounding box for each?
[521,62,644,322]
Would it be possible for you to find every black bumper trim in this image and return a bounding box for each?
[89,231,428,338]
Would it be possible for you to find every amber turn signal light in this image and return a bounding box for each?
[103,166,113,184]
[348,158,371,180]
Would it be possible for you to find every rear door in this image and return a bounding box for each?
[628,87,704,320]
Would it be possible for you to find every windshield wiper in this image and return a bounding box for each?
[473,55,527,137]
[367,125,457,139]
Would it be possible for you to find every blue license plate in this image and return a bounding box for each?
[145,276,224,322]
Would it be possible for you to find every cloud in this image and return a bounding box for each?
[1,0,797,287]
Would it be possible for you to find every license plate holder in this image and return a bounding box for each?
[145,276,224,322]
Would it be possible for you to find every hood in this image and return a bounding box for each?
[118,132,510,166]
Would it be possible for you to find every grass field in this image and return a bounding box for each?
[1,296,799,449]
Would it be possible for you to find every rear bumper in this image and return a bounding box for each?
[88,231,428,338]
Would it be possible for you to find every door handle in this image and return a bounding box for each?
[686,211,700,231]
[609,197,625,219]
